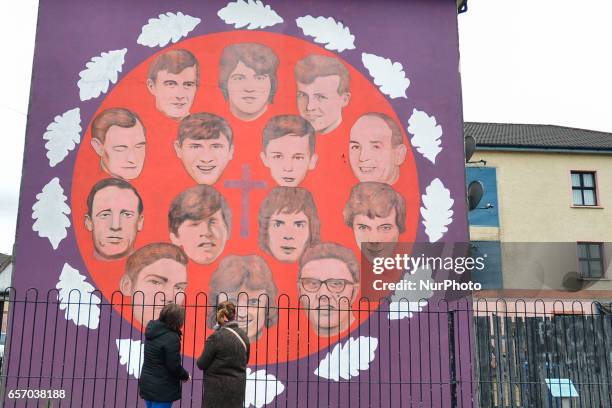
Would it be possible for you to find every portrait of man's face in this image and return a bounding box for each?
[170,209,229,264]
[260,135,318,187]
[147,66,197,120]
[85,186,143,260]
[227,61,271,121]
[298,258,358,336]
[91,121,146,180]
[268,210,310,262]
[174,133,234,185]
[297,75,350,134]
[121,258,187,327]
[349,115,407,185]
[353,208,400,261]
[219,288,268,342]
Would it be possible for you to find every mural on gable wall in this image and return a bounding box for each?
[9,1,470,406]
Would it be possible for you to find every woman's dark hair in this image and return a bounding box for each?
[216,300,236,326]
[159,303,186,333]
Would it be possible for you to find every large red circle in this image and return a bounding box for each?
[71,31,419,362]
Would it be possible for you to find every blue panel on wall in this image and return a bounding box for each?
[466,167,499,227]
[471,241,502,289]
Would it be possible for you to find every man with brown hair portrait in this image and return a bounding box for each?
[298,242,360,337]
[147,49,199,120]
[258,187,320,263]
[260,115,318,187]
[174,113,234,185]
[85,178,144,261]
[343,182,406,261]
[119,243,188,327]
[294,54,351,134]
[218,42,279,122]
[169,185,232,265]
[349,112,407,185]
[208,255,278,342]
[90,108,146,180]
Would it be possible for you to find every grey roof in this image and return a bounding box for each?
[0,254,12,292]
[464,122,612,152]
[0,254,10,272]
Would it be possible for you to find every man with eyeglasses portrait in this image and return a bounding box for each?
[297,242,360,337]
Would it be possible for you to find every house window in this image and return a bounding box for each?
[571,171,597,206]
[577,242,604,279]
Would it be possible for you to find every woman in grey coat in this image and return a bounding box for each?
[197,301,250,408]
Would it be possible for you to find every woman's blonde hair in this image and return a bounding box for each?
[216,300,236,326]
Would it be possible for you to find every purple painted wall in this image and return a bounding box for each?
[6,1,470,406]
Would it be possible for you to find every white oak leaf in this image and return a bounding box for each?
[137,12,201,47]
[408,109,443,164]
[244,368,285,408]
[296,15,355,52]
[388,301,428,320]
[218,0,283,29]
[77,49,127,101]
[361,53,410,99]
[314,336,378,381]
[421,178,454,243]
[116,339,144,379]
[43,108,81,167]
[56,263,101,329]
[388,267,434,320]
[32,177,71,249]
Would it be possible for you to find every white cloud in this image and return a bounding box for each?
[408,109,443,164]
[296,16,355,52]
[314,336,378,381]
[0,0,36,254]
[137,12,201,48]
[218,0,283,30]
[458,1,612,133]
[116,338,144,379]
[56,263,100,329]
[43,108,81,167]
[421,178,454,243]
[244,368,285,408]
[77,49,127,101]
[31,177,71,250]
[361,53,410,99]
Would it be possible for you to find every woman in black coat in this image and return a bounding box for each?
[197,301,250,408]
[139,303,190,408]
